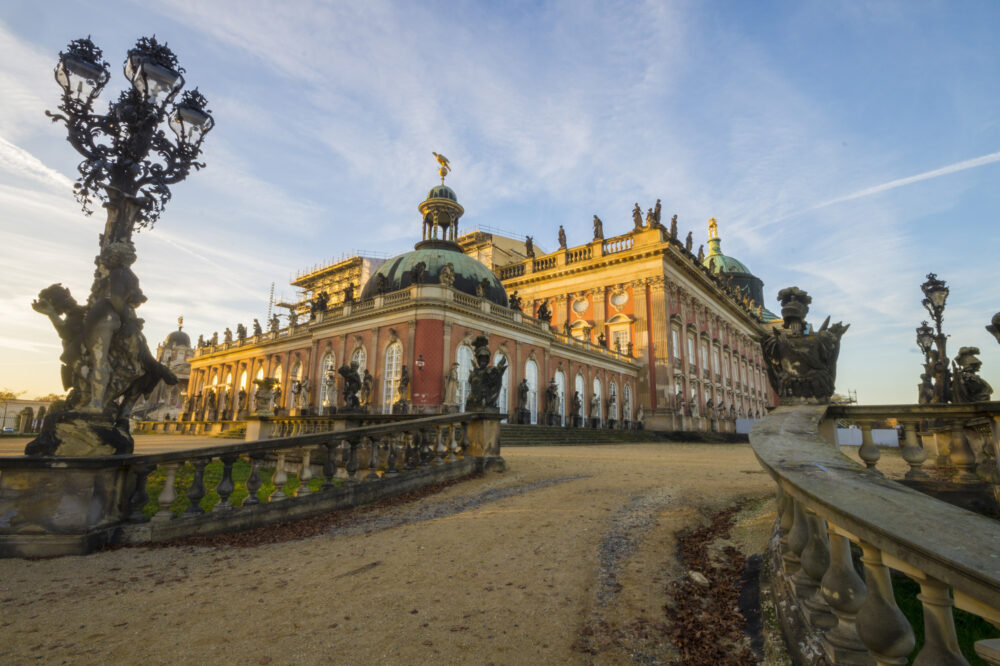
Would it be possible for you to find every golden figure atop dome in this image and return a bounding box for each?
[708,217,719,240]
[432,151,451,184]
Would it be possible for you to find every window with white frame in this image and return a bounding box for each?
[554,370,566,426]
[319,352,335,412]
[623,384,632,422]
[608,382,618,422]
[688,335,697,368]
[457,346,474,412]
[381,342,402,413]
[592,378,602,426]
[351,346,367,373]
[493,351,509,420]
[575,374,586,418]
[525,360,538,424]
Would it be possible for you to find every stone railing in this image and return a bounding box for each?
[533,256,556,271]
[453,291,481,308]
[566,246,592,263]
[498,263,525,280]
[752,404,1000,665]
[133,420,245,436]
[489,302,516,321]
[383,289,411,306]
[825,403,1000,490]
[0,412,503,558]
[602,234,633,255]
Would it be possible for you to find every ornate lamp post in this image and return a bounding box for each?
[26,36,213,457]
[917,273,951,404]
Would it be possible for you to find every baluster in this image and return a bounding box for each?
[949,420,979,483]
[859,421,882,473]
[856,542,916,666]
[821,530,870,663]
[244,454,264,505]
[271,452,288,501]
[784,498,808,577]
[797,511,835,628]
[420,429,432,466]
[386,435,399,476]
[127,463,155,523]
[214,454,237,511]
[913,577,968,666]
[346,439,360,482]
[901,420,928,480]
[434,426,446,464]
[460,422,470,456]
[184,458,209,515]
[153,463,179,521]
[322,441,339,489]
[447,424,458,462]
[366,437,380,480]
[298,447,313,496]
[404,432,416,471]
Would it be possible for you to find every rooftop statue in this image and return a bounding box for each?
[697,245,705,263]
[432,151,451,183]
[670,214,678,241]
[439,263,456,288]
[344,284,355,304]
[236,323,247,340]
[593,215,604,239]
[223,327,233,343]
[252,319,263,336]
[558,225,567,249]
[411,261,426,285]
[465,335,507,410]
[632,203,643,230]
[525,236,535,258]
[653,199,662,226]
[310,291,329,319]
[685,231,693,253]
[509,290,523,312]
[645,207,656,228]
[760,287,849,403]
[536,301,552,324]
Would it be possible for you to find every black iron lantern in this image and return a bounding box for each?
[915,321,934,355]
[124,37,184,107]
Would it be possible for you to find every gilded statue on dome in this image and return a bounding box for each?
[432,151,451,183]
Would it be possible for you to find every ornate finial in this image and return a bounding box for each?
[177,315,183,330]
[432,152,451,184]
[708,217,719,240]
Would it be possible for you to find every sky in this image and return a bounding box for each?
[1,0,998,404]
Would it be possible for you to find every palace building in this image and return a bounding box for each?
[180,164,777,432]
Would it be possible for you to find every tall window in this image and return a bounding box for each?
[723,354,730,382]
[623,384,632,422]
[238,370,248,391]
[608,382,618,422]
[288,361,302,409]
[457,346,474,412]
[250,366,263,405]
[713,348,721,376]
[700,341,709,373]
[592,378,602,426]
[524,360,538,425]
[351,346,367,373]
[687,335,697,368]
[319,352,335,413]
[493,351,509,420]
[671,327,682,363]
[554,370,566,426]
[611,329,630,353]
[382,342,402,413]
[575,374,586,418]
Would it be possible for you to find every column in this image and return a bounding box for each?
[648,277,670,409]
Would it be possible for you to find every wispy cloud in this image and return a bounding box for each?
[0,135,74,190]
[811,151,1000,211]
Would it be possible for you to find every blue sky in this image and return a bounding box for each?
[1,0,998,403]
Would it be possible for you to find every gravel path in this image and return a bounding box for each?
[0,443,778,665]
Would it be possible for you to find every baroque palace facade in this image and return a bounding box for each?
[181,167,776,431]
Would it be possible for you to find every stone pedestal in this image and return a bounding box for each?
[465,419,503,470]
[25,411,133,456]
[244,416,275,441]
[0,464,129,557]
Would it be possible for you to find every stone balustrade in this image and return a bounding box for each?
[752,404,1000,665]
[602,233,634,254]
[566,246,592,263]
[533,256,557,271]
[0,412,502,558]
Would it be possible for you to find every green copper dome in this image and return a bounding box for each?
[359,245,509,307]
[426,184,458,201]
[702,238,751,275]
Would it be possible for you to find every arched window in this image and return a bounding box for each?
[608,381,618,423]
[352,346,367,373]
[554,370,566,426]
[238,370,247,391]
[319,352,336,414]
[493,351,509,421]
[623,384,632,423]
[457,345,474,412]
[524,360,538,424]
[250,366,264,405]
[382,342,402,413]
[592,378,602,426]
[273,364,283,384]
[224,371,233,389]
[575,374,586,419]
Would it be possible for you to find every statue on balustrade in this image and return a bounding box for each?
[525,236,534,258]
[343,284,355,304]
[223,328,232,344]
[476,279,487,298]
[558,225,567,249]
[374,274,388,295]
[593,215,603,240]
[411,261,427,285]
[288,309,298,327]
[219,389,231,417]
[598,332,607,347]
[509,290,522,312]
[645,207,656,228]
[684,231,693,253]
[951,347,994,403]
[760,287,849,403]
[236,323,247,341]
[627,342,633,356]
[653,199,662,227]
[210,331,218,346]
[269,315,280,333]
[563,321,571,336]
[310,292,329,320]
[536,301,552,324]
[197,334,205,348]
[361,370,374,408]
[252,319,263,336]
[339,361,362,411]
[697,245,705,263]
[670,215,678,241]
[465,336,507,411]
[632,203,643,230]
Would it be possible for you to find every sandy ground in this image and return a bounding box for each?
[0,442,910,665]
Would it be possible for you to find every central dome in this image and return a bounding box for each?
[359,246,509,306]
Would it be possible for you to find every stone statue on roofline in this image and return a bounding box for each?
[685,231,693,253]
[558,225,567,249]
[632,204,643,230]
[670,215,678,241]
[593,215,603,240]
[760,287,849,404]
[524,236,534,258]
